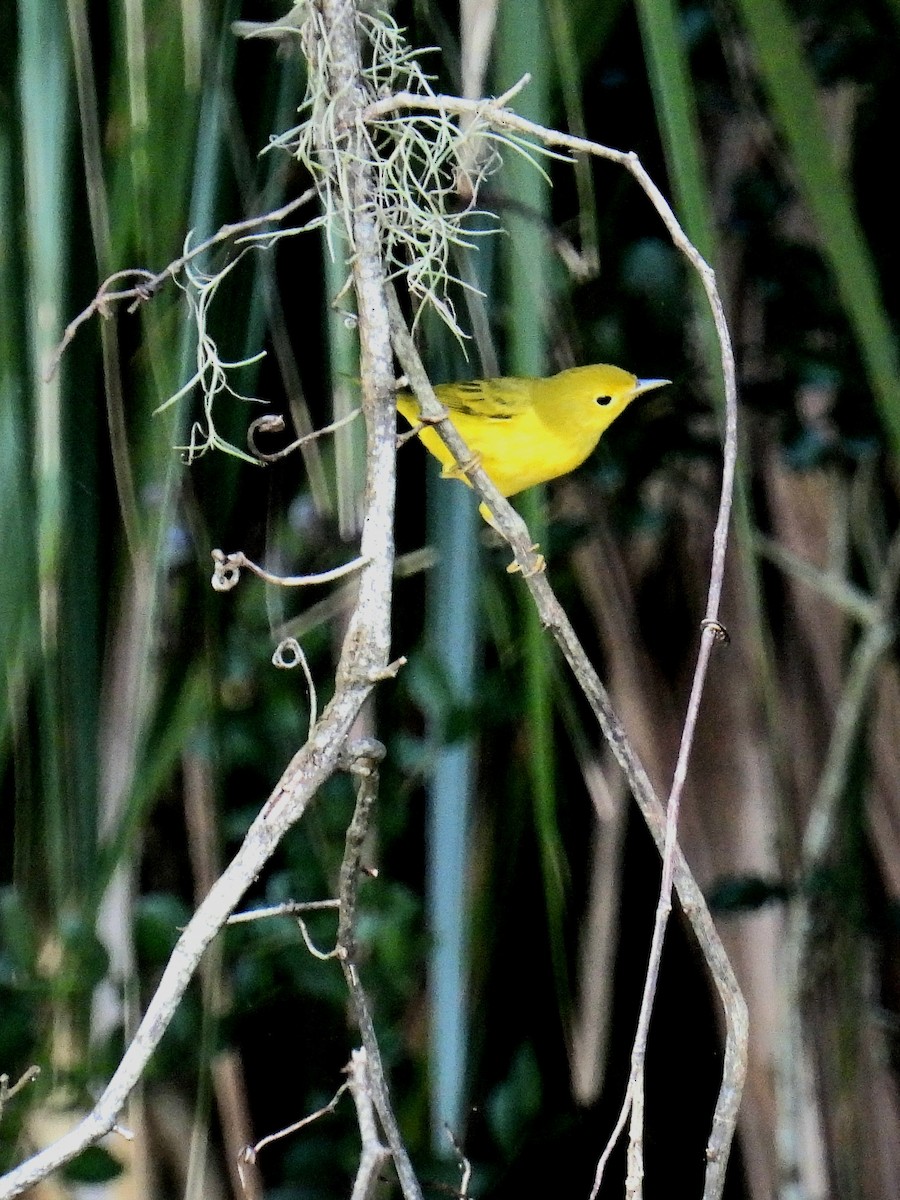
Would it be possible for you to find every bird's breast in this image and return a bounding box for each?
[463,404,602,496]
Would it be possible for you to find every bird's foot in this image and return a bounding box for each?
[443,451,482,482]
[507,546,546,576]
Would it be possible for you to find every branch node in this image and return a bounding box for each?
[339,737,387,776]
[362,657,407,683]
[700,618,731,646]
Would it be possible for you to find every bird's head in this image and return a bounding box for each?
[557,364,670,431]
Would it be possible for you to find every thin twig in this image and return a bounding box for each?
[388,240,744,1200]
[336,739,424,1200]
[247,407,362,462]
[240,1079,349,1164]
[297,915,341,960]
[0,1069,41,1125]
[347,1049,391,1200]
[210,548,369,592]
[227,899,340,924]
[272,637,319,736]
[375,85,743,1195]
[444,1125,473,1200]
[46,191,317,379]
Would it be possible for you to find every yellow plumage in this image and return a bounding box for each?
[397,364,669,508]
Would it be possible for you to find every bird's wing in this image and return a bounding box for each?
[435,377,533,421]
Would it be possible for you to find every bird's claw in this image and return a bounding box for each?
[443,452,482,482]
[507,546,546,576]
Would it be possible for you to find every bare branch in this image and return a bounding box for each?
[0,1069,41,1126]
[272,637,319,736]
[336,738,424,1200]
[389,246,744,1200]
[227,899,340,924]
[240,1079,350,1165]
[247,407,362,462]
[46,191,317,378]
[210,549,369,592]
[376,79,743,1194]
[347,1049,390,1200]
[297,915,341,961]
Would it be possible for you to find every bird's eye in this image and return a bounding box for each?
[595,394,613,406]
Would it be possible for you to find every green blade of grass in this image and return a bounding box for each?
[736,0,900,454]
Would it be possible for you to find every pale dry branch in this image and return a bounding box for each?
[240,1078,350,1165]
[272,637,318,736]
[336,738,424,1200]
[347,1049,390,1200]
[227,899,340,924]
[297,915,340,960]
[0,1069,41,1125]
[444,1125,473,1200]
[47,192,316,379]
[247,407,362,462]
[210,548,369,592]
[387,134,745,1193]
[374,84,743,1197]
[0,1,405,1195]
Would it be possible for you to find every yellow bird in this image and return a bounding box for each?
[397,364,669,519]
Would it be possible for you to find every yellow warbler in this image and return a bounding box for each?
[397,364,669,518]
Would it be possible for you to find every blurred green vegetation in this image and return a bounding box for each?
[3,1,900,1198]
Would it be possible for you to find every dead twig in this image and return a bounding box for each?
[347,1049,390,1200]
[46,191,316,379]
[372,82,742,1195]
[336,738,424,1200]
[0,1069,41,1126]
[210,549,369,593]
[388,198,743,1199]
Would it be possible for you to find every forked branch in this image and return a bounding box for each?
[381,72,744,1195]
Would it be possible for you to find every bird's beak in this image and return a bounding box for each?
[632,378,671,397]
